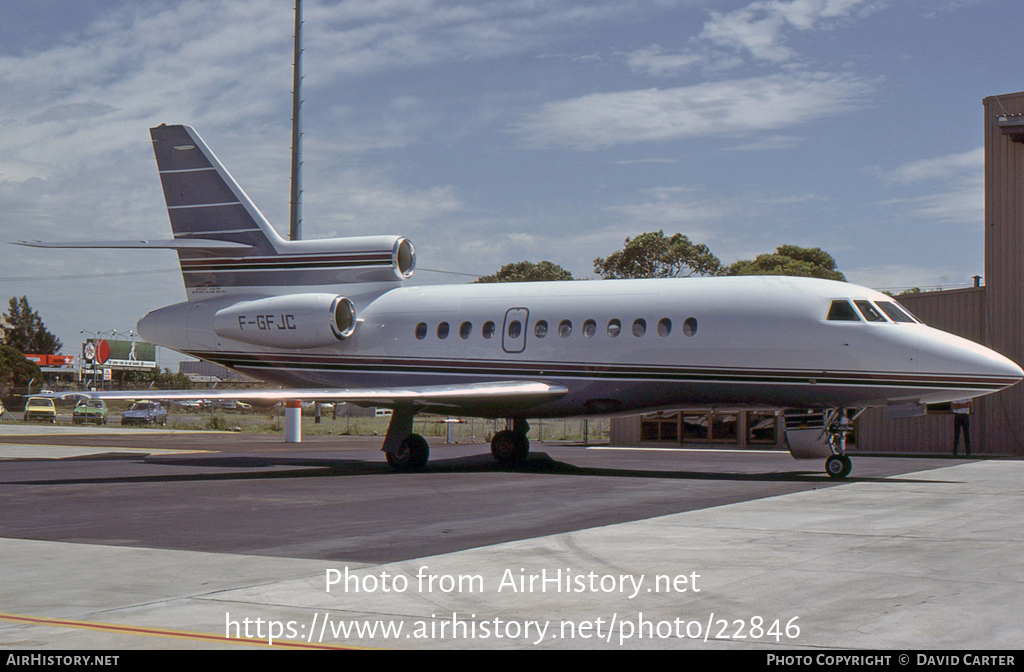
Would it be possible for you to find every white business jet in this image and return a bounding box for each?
[18,125,1023,478]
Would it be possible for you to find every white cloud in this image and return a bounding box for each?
[874,147,983,185]
[307,169,465,239]
[624,46,705,76]
[721,134,801,151]
[515,72,874,149]
[873,147,983,224]
[700,0,877,63]
[309,0,648,79]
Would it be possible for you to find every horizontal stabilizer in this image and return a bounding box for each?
[57,381,569,410]
[13,239,251,254]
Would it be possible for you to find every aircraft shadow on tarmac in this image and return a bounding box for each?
[4,451,953,486]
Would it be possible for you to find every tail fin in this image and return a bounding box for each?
[151,124,283,255]
[150,124,415,298]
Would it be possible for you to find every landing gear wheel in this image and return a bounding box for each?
[386,433,429,471]
[825,454,852,479]
[491,429,529,466]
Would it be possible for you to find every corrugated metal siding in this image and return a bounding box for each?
[982,92,1024,454]
[610,415,641,445]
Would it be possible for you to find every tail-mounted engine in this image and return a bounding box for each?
[213,293,356,348]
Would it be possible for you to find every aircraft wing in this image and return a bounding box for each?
[58,381,568,411]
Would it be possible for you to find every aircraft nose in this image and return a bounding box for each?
[916,327,1023,393]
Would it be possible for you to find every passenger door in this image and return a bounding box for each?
[502,307,529,353]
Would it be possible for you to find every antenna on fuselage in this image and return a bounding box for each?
[289,0,303,241]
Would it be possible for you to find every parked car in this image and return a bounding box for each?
[212,400,251,411]
[23,397,57,423]
[121,401,168,426]
[73,399,108,425]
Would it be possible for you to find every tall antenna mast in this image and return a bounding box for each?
[289,0,303,241]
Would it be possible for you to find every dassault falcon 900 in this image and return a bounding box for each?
[19,124,1023,478]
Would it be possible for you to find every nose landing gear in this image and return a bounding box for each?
[823,409,860,480]
[785,408,863,479]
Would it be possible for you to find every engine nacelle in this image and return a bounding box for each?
[213,294,356,349]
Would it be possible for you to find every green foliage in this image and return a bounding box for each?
[205,415,230,431]
[724,245,846,281]
[1,297,62,354]
[153,368,194,389]
[475,260,575,283]
[0,343,42,405]
[593,231,722,279]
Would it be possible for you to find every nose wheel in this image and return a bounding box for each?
[823,408,860,479]
[825,454,852,479]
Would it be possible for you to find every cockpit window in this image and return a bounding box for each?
[827,300,860,321]
[854,300,887,322]
[876,301,918,324]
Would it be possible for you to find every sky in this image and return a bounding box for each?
[0,0,1017,363]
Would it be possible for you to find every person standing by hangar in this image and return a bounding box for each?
[951,398,972,457]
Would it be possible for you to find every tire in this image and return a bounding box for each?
[825,455,852,479]
[386,434,430,471]
[491,429,529,466]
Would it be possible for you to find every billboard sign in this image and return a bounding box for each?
[82,339,157,371]
[25,354,76,368]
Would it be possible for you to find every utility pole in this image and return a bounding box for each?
[289,0,303,241]
[286,0,304,444]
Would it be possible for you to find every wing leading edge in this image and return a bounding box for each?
[60,381,568,411]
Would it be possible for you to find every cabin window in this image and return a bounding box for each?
[658,318,672,337]
[607,319,621,337]
[683,317,698,337]
[459,321,473,339]
[507,320,522,339]
[827,300,860,321]
[876,301,918,323]
[437,322,450,339]
[632,318,646,337]
[854,300,887,322]
[415,322,427,340]
[482,321,495,339]
[534,320,548,338]
[583,319,597,338]
[558,320,572,338]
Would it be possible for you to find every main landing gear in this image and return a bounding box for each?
[381,409,429,471]
[380,412,532,472]
[491,418,530,467]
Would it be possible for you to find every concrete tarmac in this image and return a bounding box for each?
[0,424,1020,650]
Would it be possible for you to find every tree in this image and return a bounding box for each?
[153,368,194,390]
[1,297,62,354]
[724,245,846,281]
[475,260,575,283]
[0,343,42,406]
[593,231,721,279]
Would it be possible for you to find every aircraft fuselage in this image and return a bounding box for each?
[138,275,1021,419]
